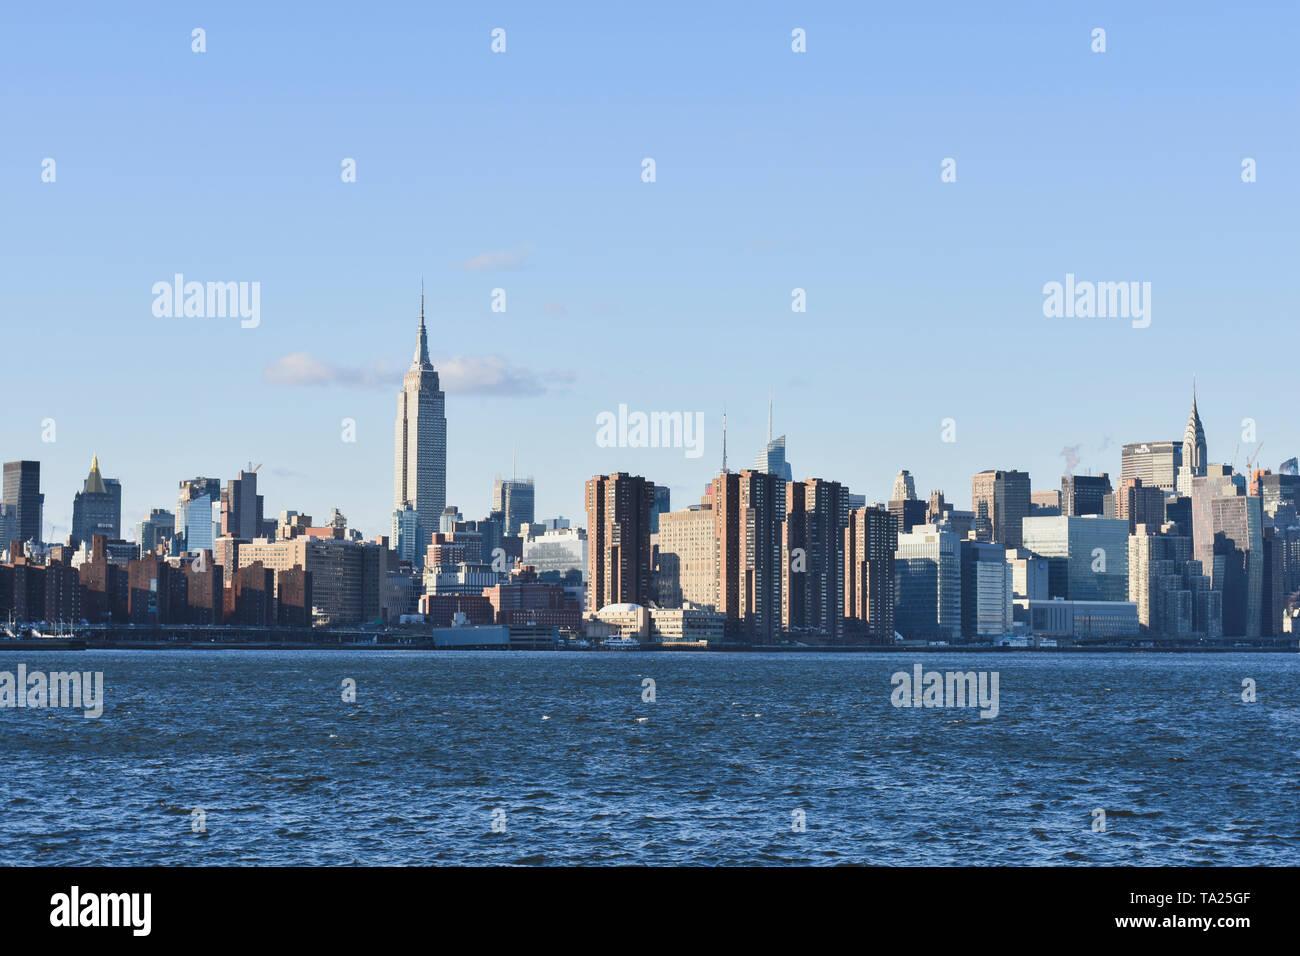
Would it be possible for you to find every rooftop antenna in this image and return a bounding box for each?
[722,406,728,474]
[512,442,517,481]
[767,391,773,443]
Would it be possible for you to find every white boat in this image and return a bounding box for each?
[601,636,641,650]
[30,621,76,640]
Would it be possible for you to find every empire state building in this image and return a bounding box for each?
[393,289,447,566]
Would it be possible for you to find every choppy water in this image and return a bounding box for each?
[1,650,1296,865]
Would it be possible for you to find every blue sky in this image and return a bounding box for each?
[2,1,1296,542]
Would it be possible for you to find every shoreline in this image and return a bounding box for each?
[1,639,1294,653]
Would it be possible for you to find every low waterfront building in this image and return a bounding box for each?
[592,602,650,640]
[648,606,725,644]
[1024,598,1139,640]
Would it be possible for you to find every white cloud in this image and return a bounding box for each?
[263,351,398,388]
[263,351,561,397]
[438,355,545,396]
[458,243,532,272]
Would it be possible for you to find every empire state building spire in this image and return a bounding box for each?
[414,279,432,368]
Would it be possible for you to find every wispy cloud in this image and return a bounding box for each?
[458,243,532,272]
[263,351,562,397]
[263,352,399,388]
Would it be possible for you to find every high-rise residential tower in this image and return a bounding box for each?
[844,505,896,644]
[585,472,655,613]
[394,290,448,567]
[783,478,850,642]
[713,468,784,642]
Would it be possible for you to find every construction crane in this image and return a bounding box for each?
[1246,442,1264,479]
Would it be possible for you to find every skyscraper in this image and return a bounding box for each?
[1114,476,1165,533]
[650,485,671,534]
[895,526,961,641]
[1061,473,1111,517]
[1121,441,1182,492]
[2,461,42,546]
[1177,384,1208,494]
[492,476,535,535]
[221,467,265,540]
[1128,523,1220,638]
[0,504,14,555]
[844,505,896,644]
[177,477,221,553]
[783,478,850,642]
[892,470,917,501]
[138,509,175,555]
[71,454,122,548]
[971,469,1031,548]
[652,504,716,609]
[394,289,448,567]
[1021,515,1130,602]
[960,539,1013,639]
[713,468,784,642]
[752,396,793,482]
[585,472,655,613]
[1191,465,1262,637]
[887,498,928,535]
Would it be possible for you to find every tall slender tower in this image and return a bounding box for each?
[1182,380,1207,479]
[394,287,447,563]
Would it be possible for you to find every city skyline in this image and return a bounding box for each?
[4,2,1295,543]
[0,360,1287,549]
